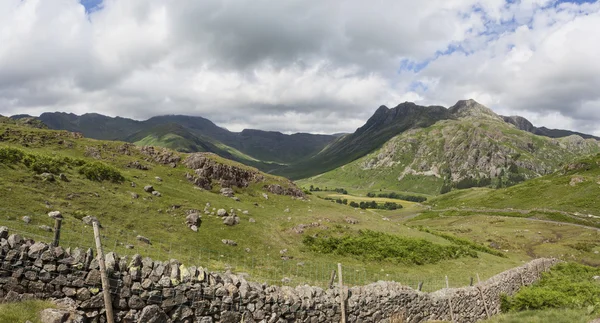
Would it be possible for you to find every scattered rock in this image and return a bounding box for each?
[570,176,585,187]
[186,213,201,231]
[262,193,269,200]
[217,209,228,217]
[245,248,251,253]
[131,192,139,199]
[345,217,359,224]
[279,249,288,255]
[249,218,256,223]
[155,176,162,182]
[126,161,149,170]
[41,173,55,182]
[48,211,63,219]
[223,215,240,226]
[151,191,161,197]
[139,146,181,167]
[284,208,290,213]
[59,173,69,182]
[81,216,99,226]
[221,239,237,246]
[143,185,154,193]
[22,216,31,224]
[242,210,249,215]
[125,245,134,249]
[39,225,53,232]
[220,188,234,197]
[137,235,151,245]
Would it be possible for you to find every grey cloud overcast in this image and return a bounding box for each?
[0,0,600,134]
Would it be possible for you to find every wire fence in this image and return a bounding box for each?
[0,207,477,293]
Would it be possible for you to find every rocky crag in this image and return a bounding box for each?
[0,226,559,323]
[310,100,600,194]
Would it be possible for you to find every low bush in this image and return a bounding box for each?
[78,162,124,183]
[501,263,600,314]
[0,147,25,164]
[303,230,477,265]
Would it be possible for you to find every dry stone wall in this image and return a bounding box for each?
[0,226,559,323]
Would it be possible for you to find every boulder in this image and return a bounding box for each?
[41,173,55,181]
[22,216,31,224]
[59,173,69,182]
[131,192,139,199]
[262,193,269,200]
[137,235,151,245]
[155,176,163,182]
[39,225,53,232]
[223,215,240,226]
[151,191,161,197]
[0,226,8,239]
[217,209,228,217]
[143,185,154,193]
[220,187,235,197]
[221,239,237,246]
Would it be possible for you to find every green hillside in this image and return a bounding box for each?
[299,101,600,195]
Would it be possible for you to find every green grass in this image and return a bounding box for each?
[0,300,55,323]
[482,309,593,323]
[0,122,597,291]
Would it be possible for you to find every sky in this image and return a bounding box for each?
[1,0,600,134]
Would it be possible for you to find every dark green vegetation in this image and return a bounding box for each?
[501,263,600,314]
[302,229,478,265]
[367,191,427,202]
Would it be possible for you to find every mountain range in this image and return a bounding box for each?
[10,99,600,193]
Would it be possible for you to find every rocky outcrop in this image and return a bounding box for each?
[184,153,264,190]
[0,227,560,323]
[139,146,181,167]
[264,184,305,198]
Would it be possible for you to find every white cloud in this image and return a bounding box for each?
[0,0,599,134]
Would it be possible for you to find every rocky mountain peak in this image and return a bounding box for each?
[449,99,501,121]
[502,115,535,132]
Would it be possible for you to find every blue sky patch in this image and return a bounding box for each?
[80,0,103,14]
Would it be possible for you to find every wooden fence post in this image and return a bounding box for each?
[446,276,455,323]
[51,218,62,247]
[93,221,115,323]
[476,273,491,319]
[338,263,346,323]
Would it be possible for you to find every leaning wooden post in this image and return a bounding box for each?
[476,273,491,319]
[51,218,62,247]
[328,269,337,289]
[338,263,346,323]
[93,221,115,323]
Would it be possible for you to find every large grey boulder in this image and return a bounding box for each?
[48,211,63,219]
[40,308,69,323]
[217,209,228,217]
[223,215,240,226]
[143,185,154,193]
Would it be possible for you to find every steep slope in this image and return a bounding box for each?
[301,100,600,195]
[275,102,451,179]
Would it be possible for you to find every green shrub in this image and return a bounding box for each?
[303,230,477,265]
[501,263,600,313]
[0,147,25,164]
[78,162,124,182]
[26,155,66,174]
